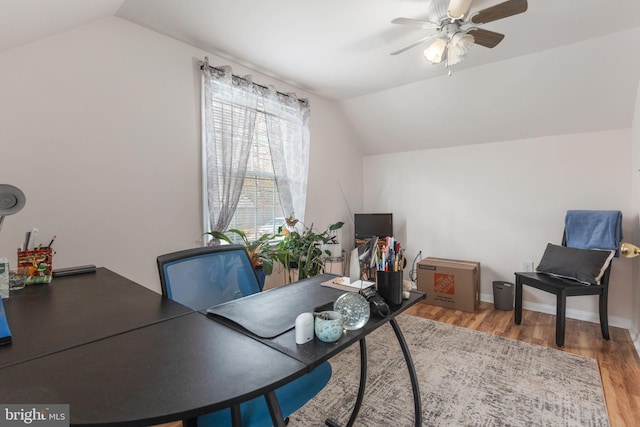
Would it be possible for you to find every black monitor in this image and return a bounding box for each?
[354,213,393,240]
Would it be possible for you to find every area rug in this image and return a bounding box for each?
[289,314,609,427]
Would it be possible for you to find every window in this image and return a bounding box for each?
[201,61,309,242]
[227,115,285,240]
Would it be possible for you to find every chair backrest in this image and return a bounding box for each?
[157,245,261,311]
[600,262,613,287]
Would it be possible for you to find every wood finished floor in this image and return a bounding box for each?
[154,301,640,427]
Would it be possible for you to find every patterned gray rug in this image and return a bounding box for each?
[289,314,609,427]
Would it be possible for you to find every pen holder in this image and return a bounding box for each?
[17,248,53,285]
[376,270,403,307]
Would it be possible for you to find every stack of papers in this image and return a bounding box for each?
[321,277,375,292]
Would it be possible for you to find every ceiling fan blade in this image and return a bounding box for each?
[391,17,438,30]
[470,0,527,24]
[390,34,439,55]
[467,28,505,48]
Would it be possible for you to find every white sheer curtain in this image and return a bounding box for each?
[201,59,310,234]
[202,63,257,232]
[260,88,310,223]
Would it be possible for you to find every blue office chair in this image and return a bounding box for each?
[157,244,332,427]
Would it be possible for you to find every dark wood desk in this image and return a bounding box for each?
[0,312,308,426]
[0,268,311,427]
[0,268,191,369]
[1,269,425,427]
[208,274,426,427]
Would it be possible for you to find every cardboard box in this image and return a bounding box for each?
[417,257,480,312]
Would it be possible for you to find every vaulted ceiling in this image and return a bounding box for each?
[3,0,640,154]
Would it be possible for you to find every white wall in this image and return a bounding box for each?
[0,17,363,291]
[364,130,634,327]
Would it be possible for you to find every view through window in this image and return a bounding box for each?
[228,113,285,241]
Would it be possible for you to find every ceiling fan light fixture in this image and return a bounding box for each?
[451,31,474,61]
[452,31,474,48]
[448,0,473,20]
[424,38,447,64]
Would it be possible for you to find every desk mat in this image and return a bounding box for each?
[206,275,342,339]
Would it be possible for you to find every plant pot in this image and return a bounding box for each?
[321,243,342,258]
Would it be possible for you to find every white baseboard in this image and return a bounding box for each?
[479,293,631,330]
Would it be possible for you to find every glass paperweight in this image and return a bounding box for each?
[333,292,370,330]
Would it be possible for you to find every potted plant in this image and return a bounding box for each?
[273,219,344,282]
[204,229,280,288]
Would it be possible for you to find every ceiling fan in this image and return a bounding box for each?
[391,0,528,73]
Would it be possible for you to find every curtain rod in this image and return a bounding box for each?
[200,58,308,107]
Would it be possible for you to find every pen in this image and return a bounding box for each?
[47,235,57,248]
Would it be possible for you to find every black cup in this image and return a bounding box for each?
[376,270,403,306]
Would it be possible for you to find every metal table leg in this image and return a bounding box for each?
[326,319,421,427]
[230,405,242,427]
[390,318,422,427]
[325,337,367,427]
[265,390,286,427]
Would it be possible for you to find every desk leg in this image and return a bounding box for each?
[390,318,422,427]
[264,390,286,427]
[325,337,367,427]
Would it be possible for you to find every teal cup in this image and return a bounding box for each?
[314,311,343,342]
